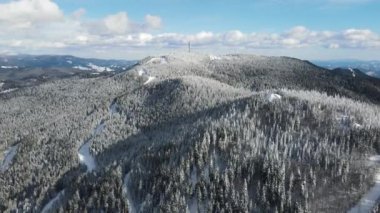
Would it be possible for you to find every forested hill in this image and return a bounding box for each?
[0,54,136,91]
[0,53,380,212]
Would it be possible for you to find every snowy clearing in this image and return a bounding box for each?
[77,122,104,172]
[348,156,380,213]
[41,190,65,213]
[66,60,72,64]
[73,66,91,71]
[268,93,282,102]
[349,68,356,78]
[1,65,18,69]
[366,71,376,77]
[146,57,168,65]
[88,63,112,72]
[0,88,18,94]
[209,55,222,61]
[0,82,4,88]
[144,76,156,85]
[369,156,380,162]
[78,140,96,172]
[138,69,147,76]
[1,145,18,172]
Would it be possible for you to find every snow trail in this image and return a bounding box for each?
[138,69,146,76]
[144,76,156,85]
[109,101,118,117]
[77,121,105,172]
[146,57,168,65]
[123,171,137,213]
[41,190,65,213]
[209,55,222,61]
[268,93,282,102]
[1,145,18,172]
[0,88,18,94]
[78,140,96,172]
[348,156,380,213]
[187,198,198,213]
[349,68,356,78]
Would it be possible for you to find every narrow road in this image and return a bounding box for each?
[348,156,380,213]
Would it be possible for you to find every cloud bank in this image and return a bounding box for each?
[0,0,379,59]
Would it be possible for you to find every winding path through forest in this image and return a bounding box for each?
[0,145,18,172]
[348,155,380,213]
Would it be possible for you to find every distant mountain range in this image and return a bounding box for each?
[0,54,135,70]
[313,59,380,78]
[0,54,136,89]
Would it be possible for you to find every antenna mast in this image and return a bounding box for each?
[188,41,191,53]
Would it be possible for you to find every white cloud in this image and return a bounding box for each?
[0,0,63,29]
[0,1,378,59]
[104,12,130,34]
[282,38,301,47]
[191,31,215,44]
[145,14,162,29]
[343,29,376,41]
[328,43,340,49]
[72,8,86,19]
[223,31,246,44]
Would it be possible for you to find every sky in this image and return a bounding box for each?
[0,0,379,60]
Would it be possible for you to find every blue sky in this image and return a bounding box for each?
[0,0,379,60]
[58,0,380,33]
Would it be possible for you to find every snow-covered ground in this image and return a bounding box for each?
[88,63,114,72]
[349,68,356,78]
[366,71,376,77]
[187,198,199,213]
[73,64,114,72]
[109,101,118,117]
[73,65,91,71]
[348,156,380,213]
[66,60,73,64]
[0,82,4,89]
[41,190,65,213]
[138,69,147,76]
[0,88,18,94]
[353,122,363,129]
[268,93,282,102]
[146,57,168,65]
[123,171,136,213]
[1,145,18,172]
[1,65,18,69]
[144,76,156,85]
[190,168,198,186]
[209,55,222,61]
[94,122,105,135]
[77,121,105,172]
[78,141,96,172]
[136,67,156,85]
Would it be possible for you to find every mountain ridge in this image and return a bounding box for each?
[1,53,380,212]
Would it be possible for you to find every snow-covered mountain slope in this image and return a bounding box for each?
[0,55,136,91]
[0,54,135,70]
[314,59,380,78]
[0,53,380,213]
